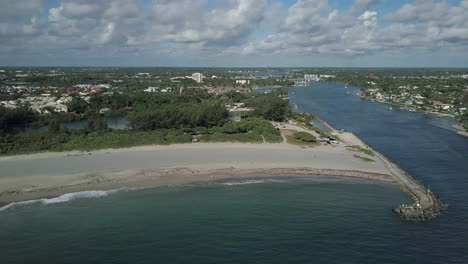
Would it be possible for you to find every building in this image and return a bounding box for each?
[304,74,320,81]
[191,72,205,83]
[236,79,250,85]
[144,87,159,93]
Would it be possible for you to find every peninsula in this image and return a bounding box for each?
[0,119,446,220]
[0,68,447,220]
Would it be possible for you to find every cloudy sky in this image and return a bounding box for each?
[1,0,467,67]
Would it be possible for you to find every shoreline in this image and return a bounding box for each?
[357,93,467,138]
[0,138,397,207]
[0,167,396,208]
[0,123,447,220]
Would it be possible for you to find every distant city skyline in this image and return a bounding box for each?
[1,0,468,67]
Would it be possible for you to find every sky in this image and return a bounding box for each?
[0,0,467,67]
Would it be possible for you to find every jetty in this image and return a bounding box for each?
[371,145,447,220]
[320,118,447,221]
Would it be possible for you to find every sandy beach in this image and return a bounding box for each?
[0,132,400,206]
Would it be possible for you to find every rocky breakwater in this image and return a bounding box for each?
[347,132,448,221]
[393,187,448,221]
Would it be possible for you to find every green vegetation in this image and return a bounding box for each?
[353,154,375,162]
[286,131,318,147]
[290,112,337,139]
[246,93,290,121]
[200,118,282,143]
[459,112,468,129]
[0,105,37,135]
[127,102,229,130]
[346,145,374,156]
[0,129,192,155]
[293,131,316,142]
[200,131,263,143]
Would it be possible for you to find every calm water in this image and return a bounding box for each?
[23,116,128,133]
[60,116,128,130]
[2,82,468,263]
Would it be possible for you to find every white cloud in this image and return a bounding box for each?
[0,0,468,66]
[244,0,468,58]
[0,0,44,39]
[148,0,267,47]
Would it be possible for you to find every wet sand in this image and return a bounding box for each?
[0,139,397,205]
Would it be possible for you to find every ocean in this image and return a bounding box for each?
[1,82,468,263]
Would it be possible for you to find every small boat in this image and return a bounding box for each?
[389,106,393,110]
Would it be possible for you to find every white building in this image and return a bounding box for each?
[144,87,159,93]
[191,72,205,83]
[320,74,336,78]
[236,79,250,85]
[304,74,319,81]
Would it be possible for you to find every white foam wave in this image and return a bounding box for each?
[0,189,125,212]
[220,179,287,186]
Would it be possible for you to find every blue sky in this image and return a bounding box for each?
[1,0,468,67]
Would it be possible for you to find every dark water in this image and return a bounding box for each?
[60,116,128,130]
[23,116,129,132]
[1,180,416,264]
[2,82,468,263]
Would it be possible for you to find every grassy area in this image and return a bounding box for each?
[346,145,375,156]
[353,154,375,162]
[199,131,263,143]
[201,117,282,143]
[285,131,319,147]
[290,112,343,141]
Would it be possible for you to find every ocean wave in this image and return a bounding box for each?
[219,179,287,186]
[0,189,129,212]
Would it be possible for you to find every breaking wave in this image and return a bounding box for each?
[0,189,129,212]
[219,179,287,186]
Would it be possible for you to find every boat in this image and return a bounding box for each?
[389,106,393,110]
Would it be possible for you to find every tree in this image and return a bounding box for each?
[86,117,108,131]
[67,97,89,114]
[126,102,229,131]
[246,94,290,121]
[48,120,61,133]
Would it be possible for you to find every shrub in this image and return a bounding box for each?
[293,131,316,142]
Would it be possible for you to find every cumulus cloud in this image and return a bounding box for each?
[0,0,44,39]
[47,0,145,49]
[148,0,267,47]
[244,0,468,57]
[0,0,467,65]
[244,0,381,56]
[384,0,468,44]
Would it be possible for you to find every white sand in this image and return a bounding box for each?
[0,134,400,205]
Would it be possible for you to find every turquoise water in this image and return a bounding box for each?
[2,82,468,263]
[1,180,418,264]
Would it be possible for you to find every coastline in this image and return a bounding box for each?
[0,140,396,207]
[0,167,396,208]
[0,121,447,220]
[357,93,468,138]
